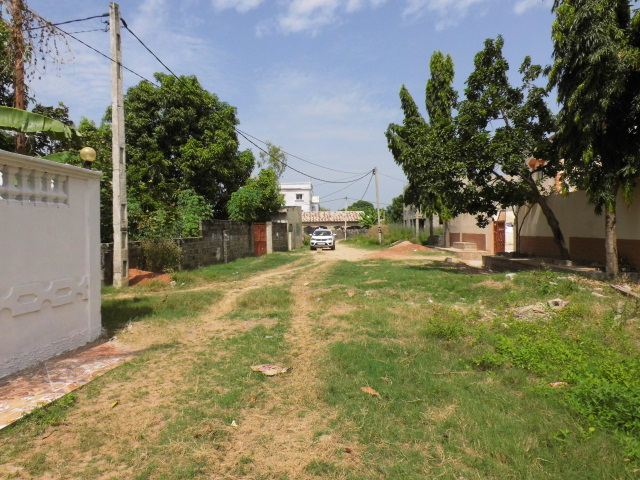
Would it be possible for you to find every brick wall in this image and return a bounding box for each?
[101,220,266,285]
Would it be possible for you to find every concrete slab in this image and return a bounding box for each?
[0,341,133,430]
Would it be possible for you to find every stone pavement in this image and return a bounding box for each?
[0,340,133,430]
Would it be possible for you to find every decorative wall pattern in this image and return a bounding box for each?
[0,277,88,317]
[0,164,68,206]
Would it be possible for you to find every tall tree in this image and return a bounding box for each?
[457,36,568,258]
[386,53,463,228]
[227,168,284,222]
[29,102,77,156]
[385,195,404,224]
[347,200,374,211]
[550,0,640,275]
[120,73,255,219]
[258,141,287,179]
[0,0,68,153]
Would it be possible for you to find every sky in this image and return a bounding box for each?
[22,0,556,210]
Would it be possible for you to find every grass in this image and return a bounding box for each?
[170,250,310,287]
[345,223,436,248]
[2,249,639,479]
[317,260,640,477]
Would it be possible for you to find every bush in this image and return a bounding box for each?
[141,239,182,273]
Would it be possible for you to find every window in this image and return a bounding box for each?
[296,194,303,200]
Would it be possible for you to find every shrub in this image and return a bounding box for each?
[141,239,182,273]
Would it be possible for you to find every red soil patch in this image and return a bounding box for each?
[368,241,434,260]
[128,268,172,286]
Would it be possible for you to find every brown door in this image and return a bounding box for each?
[253,223,267,256]
[493,221,505,253]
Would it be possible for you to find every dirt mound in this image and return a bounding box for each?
[128,268,172,286]
[367,241,434,260]
[388,241,431,252]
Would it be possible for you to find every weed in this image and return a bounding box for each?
[23,392,78,427]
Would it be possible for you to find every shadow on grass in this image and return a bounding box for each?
[406,260,487,276]
[101,297,154,337]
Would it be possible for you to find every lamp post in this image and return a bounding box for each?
[80,147,96,169]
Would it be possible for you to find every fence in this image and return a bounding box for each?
[0,150,102,379]
[101,219,296,285]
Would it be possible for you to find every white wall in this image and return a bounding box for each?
[280,183,313,212]
[0,151,102,378]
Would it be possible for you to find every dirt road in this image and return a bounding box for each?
[0,241,439,479]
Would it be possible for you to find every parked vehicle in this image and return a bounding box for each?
[310,228,336,250]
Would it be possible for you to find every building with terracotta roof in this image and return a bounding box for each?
[302,210,365,233]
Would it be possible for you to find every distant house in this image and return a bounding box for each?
[279,182,320,212]
[302,210,365,234]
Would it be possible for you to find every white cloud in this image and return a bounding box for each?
[275,0,388,35]
[513,0,551,15]
[210,0,266,13]
[402,0,490,29]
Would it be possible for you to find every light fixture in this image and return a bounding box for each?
[79,147,97,169]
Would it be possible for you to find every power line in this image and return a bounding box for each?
[24,13,109,31]
[359,173,374,200]
[48,12,374,186]
[235,128,369,176]
[52,24,154,85]
[118,18,373,185]
[379,172,406,183]
[320,173,372,200]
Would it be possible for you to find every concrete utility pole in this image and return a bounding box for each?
[344,196,347,240]
[110,2,128,287]
[374,168,382,245]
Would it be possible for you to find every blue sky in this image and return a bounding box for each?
[24,0,555,209]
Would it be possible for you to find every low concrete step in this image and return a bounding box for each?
[452,241,477,251]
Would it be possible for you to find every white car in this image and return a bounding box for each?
[310,228,336,250]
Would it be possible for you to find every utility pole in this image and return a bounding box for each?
[10,0,27,154]
[110,2,128,287]
[374,168,381,244]
[344,196,347,240]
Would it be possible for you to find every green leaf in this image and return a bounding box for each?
[0,106,79,142]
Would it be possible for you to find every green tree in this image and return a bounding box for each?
[359,208,377,229]
[386,52,461,225]
[120,73,254,219]
[75,118,114,242]
[347,200,374,211]
[385,195,404,223]
[29,102,78,156]
[227,168,285,222]
[258,141,287,179]
[457,36,567,258]
[550,0,640,275]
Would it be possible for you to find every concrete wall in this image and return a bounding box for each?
[519,189,640,269]
[280,182,313,212]
[0,150,102,379]
[101,213,306,284]
[447,213,493,252]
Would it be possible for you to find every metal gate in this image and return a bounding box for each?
[493,221,505,253]
[253,223,267,256]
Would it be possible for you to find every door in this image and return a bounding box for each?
[253,223,267,256]
[493,221,505,253]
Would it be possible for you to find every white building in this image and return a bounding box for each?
[279,182,320,212]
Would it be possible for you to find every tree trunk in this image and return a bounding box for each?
[535,195,570,260]
[524,175,570,260]
[604,185,619,276]
[429,214,434,238]
[11,0,27,154]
